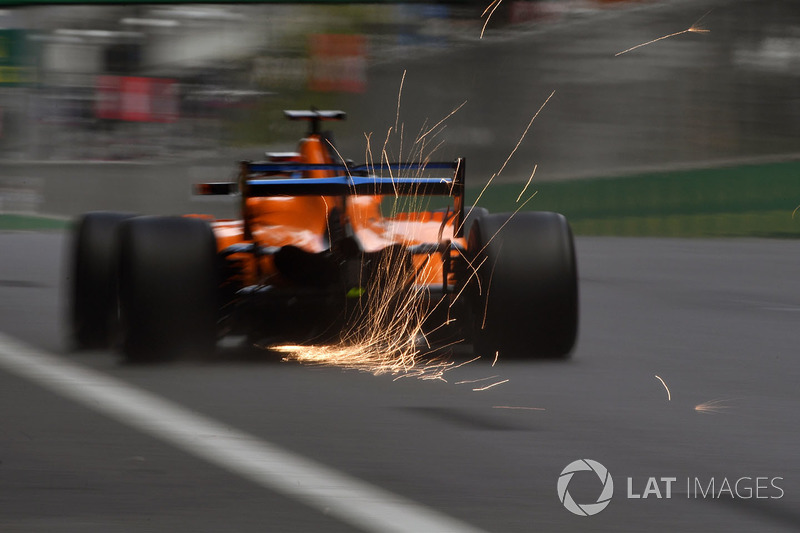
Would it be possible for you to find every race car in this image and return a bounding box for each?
[69,109,578,362]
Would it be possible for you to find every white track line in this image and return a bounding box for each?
[0,333,487,533]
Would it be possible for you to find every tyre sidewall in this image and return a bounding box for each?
[118,216,219,362]
[468,211,578,358]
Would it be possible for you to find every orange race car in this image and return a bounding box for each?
[70,110,578,362]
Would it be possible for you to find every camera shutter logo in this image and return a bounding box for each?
[557,459,614,516]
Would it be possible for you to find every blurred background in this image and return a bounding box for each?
[0,0,799,236]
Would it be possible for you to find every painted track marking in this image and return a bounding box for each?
[0,333,488,533]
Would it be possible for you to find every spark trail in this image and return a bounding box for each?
[492,406,545,411]
[694,399,732,414]
[655,375,671,401]
[480,0,503,39]
[473,379,509,392]
[615,11,712,57]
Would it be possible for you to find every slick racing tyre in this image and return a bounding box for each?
[117,216,219,362]
[468,211,578,359]
[70,211,135,349]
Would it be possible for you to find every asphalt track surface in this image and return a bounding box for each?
[1,230,799,532]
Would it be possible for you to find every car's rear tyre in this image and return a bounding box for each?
[468,211,578,359]
[70,211,135,349]
[118,216,219,363]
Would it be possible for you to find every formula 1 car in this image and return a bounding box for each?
[69,109,578,362]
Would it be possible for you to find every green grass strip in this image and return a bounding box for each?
[0,214,69,231]
[468,160,800,238]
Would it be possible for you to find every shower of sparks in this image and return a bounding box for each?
[274,343,451,381]
[694,399,732,414]
[480,0,503,39]
[654,375,671,401]
[274,78,481,382]
[492,406,545,411]
[615,10,712,57]
[473,379,509,392]
[275,80,552,386]
[273,239,461,381]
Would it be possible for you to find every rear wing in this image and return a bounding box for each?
[194,158,467,236]
[284,110,346,121]
[195,160,464,196]
[251,160,461,196]
[284,109,345,134]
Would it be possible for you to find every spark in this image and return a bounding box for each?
[792,204,800,219]
[655,374,671,401]
[449,255,489,307]
[496,91,554,178]
[272,345,305,353]
[416,100,467,143]
[458,91,552,236]
[492,406,545,411]
[381,126,394,170]
[446,356,483,372]
[455,375,500,385]
[424,317,457,337]
[462,172,497,235]
[395,69,406,133]
[491,351,499,367]
[481,249,500,329]
[615,10,712,57]
[694,399,732,414]
[382,147,396,193]
[480,0,503,39]
[398,122,405,169]
[449,159,463,197]
[325,138,353,177]
[363,132,374,174]
[516,165,536,203]
[473,379,509,392]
